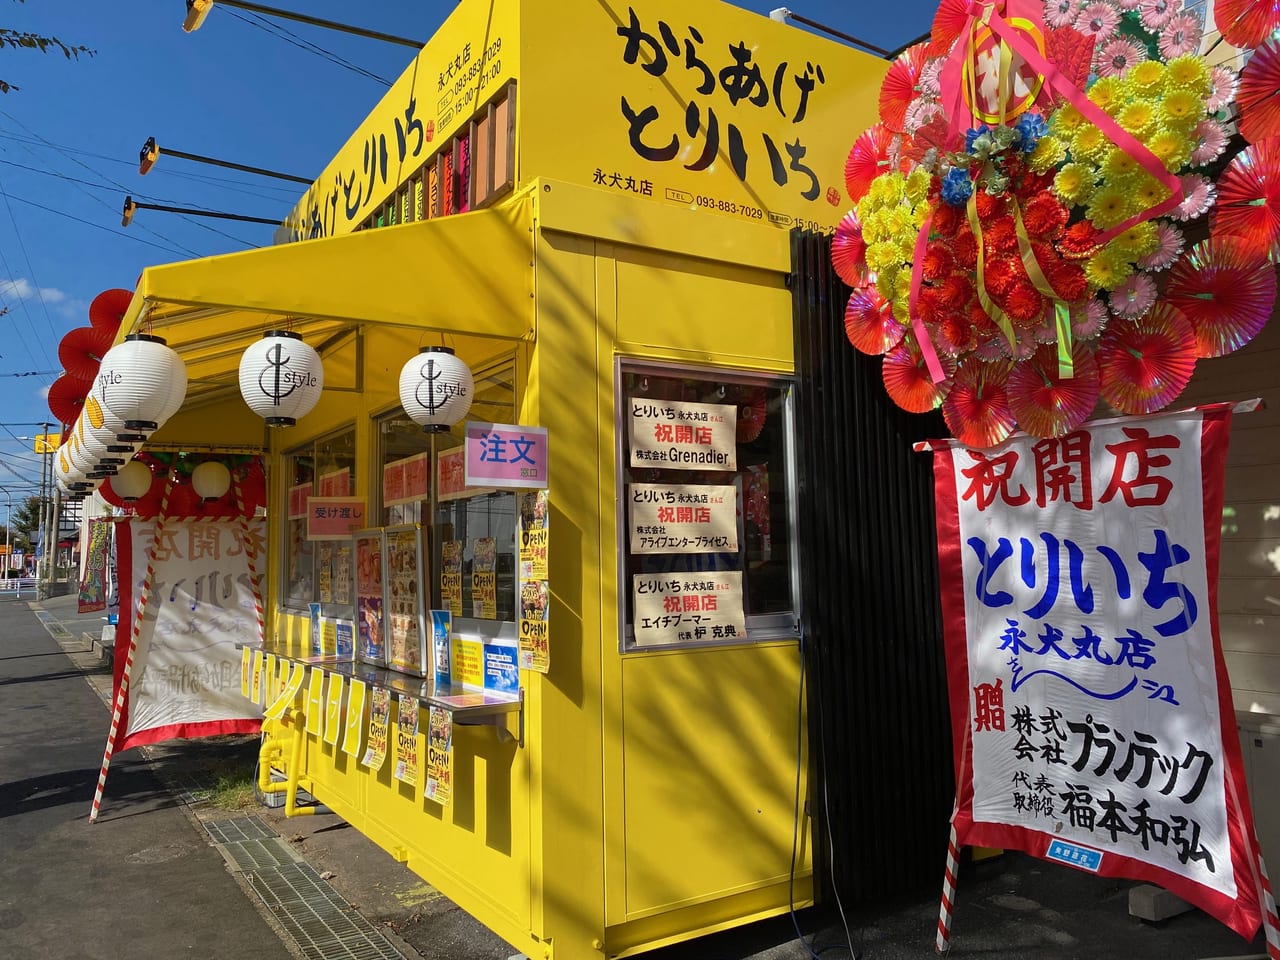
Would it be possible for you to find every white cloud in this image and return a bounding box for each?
[0,277,68,305]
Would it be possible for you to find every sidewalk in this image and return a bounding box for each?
[0,596,295,960]
[12,593,1272,960]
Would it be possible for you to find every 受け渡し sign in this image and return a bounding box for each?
[306,497,367,541]
[927,406,1266,940]
[629,399,736,471]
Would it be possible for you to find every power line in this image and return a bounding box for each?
[0,156,268,213]
[0,173,63,368]
[0,109,252,256]
[0,369,58,378]
[3,192,193,256]
[224,8,394,86]
[0,131,302,202]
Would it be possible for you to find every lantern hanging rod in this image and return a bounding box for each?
[766,7,893,58]
[182,0,424,48]
[137,136,312,183]
[122,196,280,227]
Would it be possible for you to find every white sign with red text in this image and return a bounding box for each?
[628,483,737,554]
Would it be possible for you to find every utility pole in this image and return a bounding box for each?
[37,422,49,586]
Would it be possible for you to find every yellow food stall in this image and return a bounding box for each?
[114,1,888,956]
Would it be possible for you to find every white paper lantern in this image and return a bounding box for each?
[191,461,231,500]
[97,334,188,436]
[239,330,324,426]
[76,414,134,471]
[398,347,473,433]
[55,443,94,492]
[82,387,147,446]
[110,459,154,501]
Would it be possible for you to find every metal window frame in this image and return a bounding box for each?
[614,356,801,654]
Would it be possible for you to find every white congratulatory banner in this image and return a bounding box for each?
[115,519,264,750]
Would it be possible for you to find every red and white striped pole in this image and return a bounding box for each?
[1257,848,1280,960]
[89,472,175,823]
[936,805,961,954]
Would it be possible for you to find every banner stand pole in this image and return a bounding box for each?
[936,800,962,954]
[89,472,175,823]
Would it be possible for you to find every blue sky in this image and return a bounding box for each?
[0,0,938,498]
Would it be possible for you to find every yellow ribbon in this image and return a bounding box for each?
[1012,200,1074,378]
[966,193,1017,349]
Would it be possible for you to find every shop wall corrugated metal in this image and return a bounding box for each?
[790,230,955,903]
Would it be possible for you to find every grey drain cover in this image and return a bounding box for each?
[248,861,406,960]
[205,815,275,844]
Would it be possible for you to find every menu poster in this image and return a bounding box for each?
[288,482,311,520]
[425,705,453,806]
[393,694,420,785]
[318,543,354,606]
[333,544,352,605]
[334,619,355,659]
[384,452,430,507]
[518,491,549,580]
[318,544,334,603]
[441,540,463,618]
[318,467,350,497]
[361,686,390,770]
[632,571,747,647]
[309,602,323,657]
[472,537,497,620]
[519,580,550,673]
[354,531,386,666]
[431,610,452,688]
[437,446,467,502]
[385,526,426,677]
[517,490,550,673]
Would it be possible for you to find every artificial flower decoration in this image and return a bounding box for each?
[831,0,1280,449]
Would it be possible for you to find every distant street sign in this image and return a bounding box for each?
[34,433,61,454]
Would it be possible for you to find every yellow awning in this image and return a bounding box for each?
[119,194,535,406]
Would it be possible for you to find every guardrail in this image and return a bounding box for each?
[0,577,39,598]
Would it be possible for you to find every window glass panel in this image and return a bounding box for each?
[282,427,356,611]
[619,366,796,648]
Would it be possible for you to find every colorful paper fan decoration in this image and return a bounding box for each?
[831,211,868,286]
[879,43,928,134]
[47,373,93,426]
[927,0,972,57]
[882,337,954,413]
[942,358,1016,448]
[1214,0,1280,51]
[844,283,906,355]
[57,325,115,381]
[1007,343,1100,439]
[1043,27,1097,106]
[1164,237,1278,358]
[736,388,768,444]
[1212,138,1280,260]
[1097,304,1199,415]
[845,124,896,203]
[1238,41,1280,148]
[88,288,132,334]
